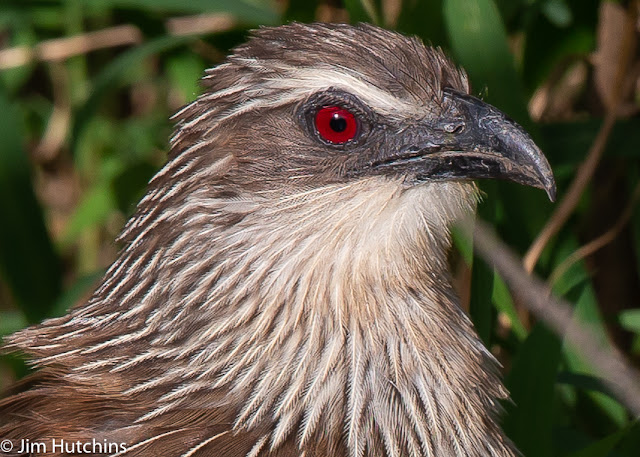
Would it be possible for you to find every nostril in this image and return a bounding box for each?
[443,122,464,134]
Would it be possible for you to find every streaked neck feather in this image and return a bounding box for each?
[9,178,514,457]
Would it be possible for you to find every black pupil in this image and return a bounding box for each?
[329,114,347,132]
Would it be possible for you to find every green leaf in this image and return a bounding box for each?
[557,372,616,400]
[85,0,280,24]
[619,309,640,334]
[284,0,317,22]
[61,182,117,247]
[565,425,629,457]
[344,0,379,24]
[167,53,206,104]
[396,0,446,48]
[541,119,640,165]
[492,274,527,340]
[504,324,561,456]
[522,0,597,91]
[0,311,28,338]
[469,255,494,345]
[112,161,158,214]
[563,284,628,426]
[49,270,105,317]
[0,11,37,94]
[550,235,590,297]
[616,420,640,456]
[0,86,62,323]
[541,0,573,28]
[71,34,195,156]
[443,0,530,127]
[470,182,500,346]
[61,154,125,246]
[452,224,473,265]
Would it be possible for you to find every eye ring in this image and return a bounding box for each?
[314,106,359,144]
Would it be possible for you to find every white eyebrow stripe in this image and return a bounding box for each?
[267,66,421,114]
[210,66,425,127]
[177,60,433,138]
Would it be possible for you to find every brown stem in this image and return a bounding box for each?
[523,2,638,273]
[472,219,640,417]
[0,25,143,70]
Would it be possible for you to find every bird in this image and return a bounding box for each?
[0,22,555,457]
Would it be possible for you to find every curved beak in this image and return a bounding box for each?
[368,88,557,201]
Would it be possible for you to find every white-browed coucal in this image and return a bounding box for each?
[0,23,555,457]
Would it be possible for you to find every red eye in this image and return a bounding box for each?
[314,106,358,144]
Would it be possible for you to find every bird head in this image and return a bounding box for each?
[170,23,555,206]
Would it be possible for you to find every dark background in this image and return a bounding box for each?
[0,0,639,455]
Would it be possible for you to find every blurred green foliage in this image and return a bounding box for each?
[0,0,639,455]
